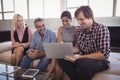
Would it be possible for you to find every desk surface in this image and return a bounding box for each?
[0,64,48,80]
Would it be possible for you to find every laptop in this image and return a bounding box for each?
[43,43,73,59]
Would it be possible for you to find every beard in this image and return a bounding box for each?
[38,28,45,36]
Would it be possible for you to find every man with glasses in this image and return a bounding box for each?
[20,18,56,72]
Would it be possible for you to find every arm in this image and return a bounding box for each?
[28,50,45,59]
[51,31,57,43]
[65,52,105,63]
[57,26,62,43]
[11,30,15,47]
[74,26,79,41]
[26,32,37,54]
[21,27,32,48]
[78,25,110,60]
[11,30,21,48]
[65,26,110,62]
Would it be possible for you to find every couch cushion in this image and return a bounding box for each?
[32,59,40,68]
[0,41,12,53]
[92,73,120,80]
[102,52,120,75]
[102,64,120,75]
[0,50,11,63]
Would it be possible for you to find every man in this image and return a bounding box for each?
[58,6,110,80]
[20,18,56,72]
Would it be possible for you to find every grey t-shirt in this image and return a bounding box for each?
[62,26,76,43]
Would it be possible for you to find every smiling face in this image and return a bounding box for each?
[35,21,45,36]
[76,11,93,29]
[61,16,72,28]
[16,16,24,29]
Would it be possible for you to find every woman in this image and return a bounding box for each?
[10,14,32,66]
[46,11,78,80]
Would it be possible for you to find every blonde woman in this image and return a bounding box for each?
[10,14,32,66]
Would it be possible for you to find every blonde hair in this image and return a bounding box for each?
[11,14,25,31]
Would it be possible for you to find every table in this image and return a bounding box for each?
[0,63,52,80]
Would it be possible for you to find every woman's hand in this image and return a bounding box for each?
[14,42,24,48]
[14,42,20,47]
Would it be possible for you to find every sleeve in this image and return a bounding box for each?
[23,27,32,48]
[11,30,15,45]
[98,26,110,59]
[51,31,57,43]
[28,33,36,50]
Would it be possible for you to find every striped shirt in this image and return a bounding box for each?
[77,21,110,59]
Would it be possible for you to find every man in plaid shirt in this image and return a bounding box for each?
[58,6,110,80]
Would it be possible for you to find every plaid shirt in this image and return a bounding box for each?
[77,21,110,59]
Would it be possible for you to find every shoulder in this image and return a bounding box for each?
[11,29,15,33]
[99,24,108,30]
[93,22,106,28]
[46,29,56,34]
[93,22,109,33]
[58,26,63,30]
[73,26,79,30]
[27,27,32,32]
[58,26,63,32]
[32,30,38,36]
[70,26,79,33]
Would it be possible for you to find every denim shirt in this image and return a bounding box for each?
[28,28,56,53]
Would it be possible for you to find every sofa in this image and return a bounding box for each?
[0,41,120,80]
[0,41,12,65]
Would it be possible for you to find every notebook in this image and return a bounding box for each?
[43,43,73,58]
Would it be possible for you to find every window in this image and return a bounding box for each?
[2,0,14,20]
[67,0,88,7]
[3,0,14,12]
[67,0,88,17]
[15,0,27,19]
[44,0,60,18]
[0,0,119,20]
[67,0,113,17]
[0,0,2,20]
[4,13,14,19]
[89,0,113,17]
[67,8,76,18]
[0,0,1,12]
[116,0,120,16]
[29,0,43,19]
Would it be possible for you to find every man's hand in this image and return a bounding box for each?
[73,46,79,54]
[28,50,39,59]
[64,54,84,62]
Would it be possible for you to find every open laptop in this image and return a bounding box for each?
[43,43,73,59]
